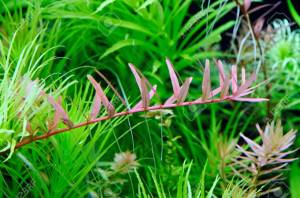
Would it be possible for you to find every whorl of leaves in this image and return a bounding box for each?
[232,121,297,196]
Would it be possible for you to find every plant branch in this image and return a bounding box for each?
[234,0,272,116]
[13,97,241,150]
[1,59,267,157]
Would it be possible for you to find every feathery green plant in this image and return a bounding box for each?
[0,28,75,160]
[0,84,132,197]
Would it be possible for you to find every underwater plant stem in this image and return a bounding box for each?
[234,0,271,116]
[252,165,261,192]
[10,98,231,151]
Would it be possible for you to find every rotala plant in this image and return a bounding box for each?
[1,1,300,197]
[0,58,266,159]
[232,121,297,196]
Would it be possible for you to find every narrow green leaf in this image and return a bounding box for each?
[137,0,157,11]
[150,168,165,198]
[4,139,16,162]
[288,0,300,26]
[206,176,219,198]
[100,39,143,60]
[183,21,235,53]
[94,0,116,13]
[290,163,300,198]
[135,170,149,198]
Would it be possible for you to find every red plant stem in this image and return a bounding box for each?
[13,97,230,150]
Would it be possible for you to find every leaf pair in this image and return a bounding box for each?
[88,75,115,118]
[201,59,265,102]
[128,63,157,110]
[165,58,192,104]
[47,95,74,131]
[229,64,267,102]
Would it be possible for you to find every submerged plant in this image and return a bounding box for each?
[264,19,300,83]
[231,121,298,196]
[0,30,75,160]
[111,151,139,174]
[91,151,139,197]
[0,58,266,160]
[39,0,236,85]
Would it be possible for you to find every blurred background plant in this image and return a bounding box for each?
[230,121,297,196]
[38,0,237,99]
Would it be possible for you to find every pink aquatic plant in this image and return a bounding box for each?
[6,58,267,152]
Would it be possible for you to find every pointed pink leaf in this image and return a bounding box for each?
[48,96,68,120]
[164,95,176,105]
[166,58,180,99]
[220,78,230,99]
[165,77,192,104]
[88,75,115,117]
[141,77,149,108]
[235,71,256,96]
[279,141,296,152]
[208,87,222,99]
[90,93,102,120]
[236,145,256,159]
[95,70,127,107]
[207,60,229,100]
[57,97,74,128]
[26,121,34,135]
[177,77,192,103]
[271,158,298,164]
[256,124,264,136]
[276,149,298,159]
[129,64,150,108]
[240,134,263,154]
[231,97,268,102]
[254,18,265,38]
[241,67,246,85]
[280,132,297,151]
[48,95,73,128]
[216,60,225,88]
[231,65,238,94]
[244,0,251,11]
[133,85,157,109]
[235,90,255,98]
[259,163,288,175]
[201,59,211,101]
[128,63,143,92]
[49,111,60,131]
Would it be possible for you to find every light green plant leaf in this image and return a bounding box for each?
[94,0,116,13]
[183,21,235,53]
[287,0,300,26]
[100,39,145,60]
[137,0,157,11]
